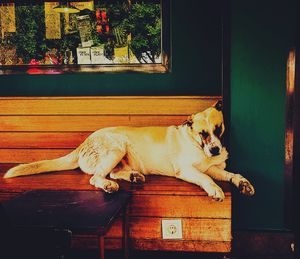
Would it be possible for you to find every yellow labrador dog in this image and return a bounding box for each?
[4,101,254,201]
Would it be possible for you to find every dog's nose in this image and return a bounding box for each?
[210,147,220,156]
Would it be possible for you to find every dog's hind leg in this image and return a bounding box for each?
[110,170,145,183]
[204,166,255,196]
[85,150,125,193]
[78,134,128,193]
[79,149,126,193]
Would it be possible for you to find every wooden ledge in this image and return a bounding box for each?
[0,163,231,197]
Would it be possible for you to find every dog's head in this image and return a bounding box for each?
[183,100,225,157]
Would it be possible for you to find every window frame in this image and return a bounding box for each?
[0,0,171,75]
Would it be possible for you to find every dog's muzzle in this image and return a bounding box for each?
[209,146,220,156]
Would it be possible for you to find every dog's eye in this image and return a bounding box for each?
[200,130,209,139]
[214,124,222,137]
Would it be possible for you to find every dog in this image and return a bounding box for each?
[4,101,254,201]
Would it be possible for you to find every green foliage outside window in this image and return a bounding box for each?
[1,1,162,65]
[11,5,46,63]
[121,3,161,63]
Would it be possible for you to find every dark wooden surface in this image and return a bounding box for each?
[0,164,231,197]
[2,190,131,235]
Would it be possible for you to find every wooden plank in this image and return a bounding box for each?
[0,96,220,115]
[0,96,219,101]
[72,236,231,252]
[0,149,71,163]
[130,195,231,218]
[131,239,231,252]
[0,172,95,195]
[130,217,231,241]
[0,132,90,148]
[0,115,130,132]
[0,115,187,132]
[0,164,232,196]
[103,217,231,242]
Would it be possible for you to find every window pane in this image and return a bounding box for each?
[0,0,163,66]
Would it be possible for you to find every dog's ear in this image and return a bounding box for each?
[213,100,223,111]
[182,115,193,127]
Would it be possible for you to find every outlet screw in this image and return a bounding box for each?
[168,224,177,234]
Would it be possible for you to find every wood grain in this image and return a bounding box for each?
[103,217,231,241]
[0,115,187,132]
[0,132,90,148]
[0,164,232,197]
[130,217,231,241]
[130,195,231,218]
[131,239,231,252]
[72,235,231,252]
[0,149,72,163]
[0,96,220,115]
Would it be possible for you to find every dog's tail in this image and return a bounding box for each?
[3,149,79,179]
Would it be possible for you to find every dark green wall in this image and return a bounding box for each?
[0,0,296,231]
[230,0,296,230]
[0,0,222,96]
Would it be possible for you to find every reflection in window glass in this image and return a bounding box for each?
[0,0,162,66]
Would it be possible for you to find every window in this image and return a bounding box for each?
[0,0,170,74]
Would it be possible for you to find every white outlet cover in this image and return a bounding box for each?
[161,219,183,239]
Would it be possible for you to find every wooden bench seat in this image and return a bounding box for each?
[0,96,231,253]
[0,164,231,252]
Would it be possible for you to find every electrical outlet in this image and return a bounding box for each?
[161,219,183,239]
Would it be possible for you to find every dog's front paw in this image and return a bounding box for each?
[130,171,145,183]
[205,183,225,202]
[230,174,255,196]
[89,176,119,193]
[103,181,119,193]
[238,180,255,196]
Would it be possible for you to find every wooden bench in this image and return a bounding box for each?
[0,96,231,253]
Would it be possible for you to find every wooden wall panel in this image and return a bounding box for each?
[129,217,231,241]
[72,236,231,252]
[0,115,187,132]
[0,96,220,163]
[130,195,231,218]
[130,239,231,252]
[0,97,220,115]
[0,149,71,163]
[0,132,90,148]
[103,217,231,242]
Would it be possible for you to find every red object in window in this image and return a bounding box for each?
[101,10,107,23]
[27,68,43,74]
[96,24,102,33]
[27,68,62,75]
[96,9,101,19]
[29,59,40,65]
